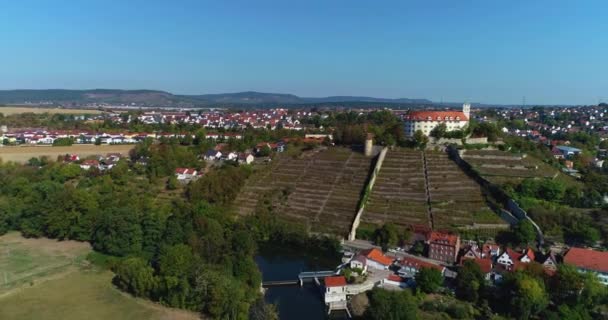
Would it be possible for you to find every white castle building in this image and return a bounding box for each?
[404,103,471,137]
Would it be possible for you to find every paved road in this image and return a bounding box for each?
[342,239,449,267]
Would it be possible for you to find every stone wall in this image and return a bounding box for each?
[348,147,388,241]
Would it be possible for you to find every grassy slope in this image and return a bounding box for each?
[0,232,199,320]
[0,270,199,320]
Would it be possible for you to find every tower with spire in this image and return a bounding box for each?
[462,103,471,120]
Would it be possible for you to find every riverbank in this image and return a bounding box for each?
[255,243,348,320]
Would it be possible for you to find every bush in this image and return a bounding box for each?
[53,137,74,146]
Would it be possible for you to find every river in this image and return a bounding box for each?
[255,245,349,320]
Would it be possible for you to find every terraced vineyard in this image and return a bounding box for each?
[361,148,504,232]
[234,147,373,236]
[425,151,503,229]
[361,149,430,228]
[460,149,559,185]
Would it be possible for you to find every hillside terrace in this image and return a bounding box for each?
[234,147,373,236]
[361,148,504,234]
[362,149,430,229]
[425,151,502,229]
[460,149,559,184]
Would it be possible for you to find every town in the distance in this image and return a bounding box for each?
[1,92,608,319]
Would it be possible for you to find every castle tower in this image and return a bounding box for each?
[364,133,374,157]
[462,103,471,119]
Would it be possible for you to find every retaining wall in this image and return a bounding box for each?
[348,147,388,241]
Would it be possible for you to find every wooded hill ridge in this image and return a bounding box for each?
[0,89,432,107]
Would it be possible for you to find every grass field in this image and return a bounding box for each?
[0,232,200,320]
[0,232,91,296]
[0,106,102,115]
[0,144,135,163]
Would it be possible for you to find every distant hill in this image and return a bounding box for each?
[0,89,433,107]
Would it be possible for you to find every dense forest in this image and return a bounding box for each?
[0,139,341,319]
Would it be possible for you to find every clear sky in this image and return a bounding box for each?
[1,0,607,105]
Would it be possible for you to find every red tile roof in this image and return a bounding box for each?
[564,247,608,273]
[82,159,99,166]
[428,231,459,246]
[522,248,535,261]
[472,258,492,274]
[324,276,347,287]
[505,248,523,261]
[404,111,468,122]
[400,256,444,272]
[362,248,394,266]
[387,274,406,282]
[175,168,196,175]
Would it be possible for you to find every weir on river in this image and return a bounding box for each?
[262,270,338,287]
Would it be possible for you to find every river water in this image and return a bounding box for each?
[255,245,349,320]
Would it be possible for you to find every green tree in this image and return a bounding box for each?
[455,259,485,303]
[430,123,447,139]
[513,219,536,245]
[411,241,425,256]
[194,268,249,319]
[374,223,399,251]
[366,288,417,320]
[508,273,549,320]
[159,244,197,278]
[166,175,178,190]
[413,130,429,149]
[92,207,143,256]
[415,267,443,293]
[114,257,157,297]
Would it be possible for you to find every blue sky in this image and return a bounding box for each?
[0,1,607,105]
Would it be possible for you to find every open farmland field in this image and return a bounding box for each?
[234,147,373,236]
[0,232,199,320]
[0,144,135,163]
[425,151,504,229]
[0,106,103,115]
[362,148,431,229]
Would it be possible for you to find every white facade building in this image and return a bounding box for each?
[324,276,348,305]
[404,103,470,137]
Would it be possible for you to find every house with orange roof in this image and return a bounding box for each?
[324,276,348,306]
[564,247,608,285]
[357,248,394,270]
[403,103,470,137]
[519,248,535,263]
[496,247,537,270]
